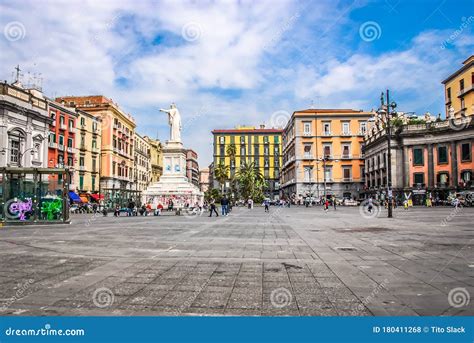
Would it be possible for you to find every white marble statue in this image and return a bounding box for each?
[447,106,455,119]
[160,103,182,142]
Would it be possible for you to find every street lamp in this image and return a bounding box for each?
[378,90,397,218]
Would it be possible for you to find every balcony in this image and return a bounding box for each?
[322,131,331,137]
[342,177,353,182]
[341,131,351,136]
[92,126,99,134]
[78,166,87,171]
[341,154,352,159]
[92,147,100,154]
[50,121,56,127]
[303,154,314,160]
[57,144,64,151]
[80,144,87,151]
[457,85,474,97]
[358,130,366,136]
[302,132,312,137]
[80,123,86,131]
[60,123,67,131]
[48,141,57,149]
[113,124,118,130]
[68,126,75,133]
[66,147,75,153]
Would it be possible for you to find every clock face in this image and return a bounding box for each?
[174,165,180,172]
[166,165,171,171]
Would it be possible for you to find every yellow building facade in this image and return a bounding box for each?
[75,109,102,193]
[212,126,283,198]
[442,55,474,118]
[281,109,372,200]
[144,136,163,183]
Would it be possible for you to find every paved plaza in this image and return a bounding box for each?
[0,205,472,316]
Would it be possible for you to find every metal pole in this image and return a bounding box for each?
[323,157,327,200]
[386,90,393,218]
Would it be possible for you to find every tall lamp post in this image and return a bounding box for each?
[378,90,397,218]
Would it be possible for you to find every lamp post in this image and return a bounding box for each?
[378,90,397,218]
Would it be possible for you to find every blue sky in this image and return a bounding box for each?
[1,0,473,165]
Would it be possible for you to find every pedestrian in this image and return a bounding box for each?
[114,205,120,217]
[367,197,373,213]
[263,198,270,213]
[221,195,229,216]
[324,199,329,212]
[333,197,337,210]
[403,199,408,210]
[209,199,219,217]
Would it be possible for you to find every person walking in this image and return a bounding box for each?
[209,199,219,217]
[324,198,329,212]
[367,197,373,213]
[263,198,270,213]
[221,195,229,216]
[403,199,409,210]
[333,197,337,211]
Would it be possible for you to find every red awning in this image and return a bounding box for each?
[90,194,104,201]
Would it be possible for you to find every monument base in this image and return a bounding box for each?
[142,140,203,209]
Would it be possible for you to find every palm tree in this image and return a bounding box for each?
[214,162,229,193]
[236,161,266,202]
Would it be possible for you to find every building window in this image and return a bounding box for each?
[359,122,367,135]
[461,170,472,183]
[219,136,225,144]
[323,144,331,158]
[461,142,471,161]
[264,158,269,167]
[67,138,73,148]
[461,97,465,109]
[264,145,269,155]
[254,144,259,156]
[67,156,73,166]
[437,146,448,164]
[58,135,64,147]
[460,79,464,91]
[240,136,245,144]
[323,122,331,135]
[79,175,84,190]
[303,122,311,135]
[324,166,332,181]
[263,136,269,144]
[80,117,85,126]
[413,173,424,185]
[274,135,279,143]
[304,145,312,158]
[220,145,225,157]
[240,145,246,156]
[437,172,449,185]
[447,87,451,101]
[413,148,424,166]
[68,119,74,129]
[304,166,312,182]
[342,144,351,158]
[342,166,352,181]
[92,176,96,191]
[342,122,350,135]
[79,157,84,167]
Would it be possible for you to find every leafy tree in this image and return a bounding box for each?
[236,161,267,202]
[214,162,229,193]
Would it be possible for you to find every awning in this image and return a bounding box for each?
[90,193,104,201]
[68,191,81,203]
[80,196,89,203]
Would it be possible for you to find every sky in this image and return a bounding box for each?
[1,0,473,166]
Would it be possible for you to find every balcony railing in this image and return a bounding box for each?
[302,132,312,136]
[60,124,67,130]
[68,126,75,133]
[78,166,87,171]
[322,131,331,136]
[341,154,352,159]
[66,147,75,153]
[341,131,351,136]
[92,147,100,153]
[457,85,474,97]
[80,144,87,150]
[48,141,57,148]
[303,154,314,159]
[57,144,64,151]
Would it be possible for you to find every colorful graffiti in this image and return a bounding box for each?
[5,198,33,221]
[40,199,63,220]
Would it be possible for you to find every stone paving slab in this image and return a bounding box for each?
[0,206,472,316]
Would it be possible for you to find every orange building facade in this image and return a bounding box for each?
[56,96,137,207]
[281,109,371,200]
[47,100,78,189]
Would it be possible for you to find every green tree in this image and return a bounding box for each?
[214,162,229,193]
[236,161,267,202]
[205,188,221,203]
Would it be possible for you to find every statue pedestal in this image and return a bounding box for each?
[142,140,203,208]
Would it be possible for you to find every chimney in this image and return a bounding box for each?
[260,124,265,129]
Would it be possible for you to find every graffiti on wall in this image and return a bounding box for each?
[5,198,33,221]
[40,199,62,220]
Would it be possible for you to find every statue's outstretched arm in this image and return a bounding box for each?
[160,108,170,113]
